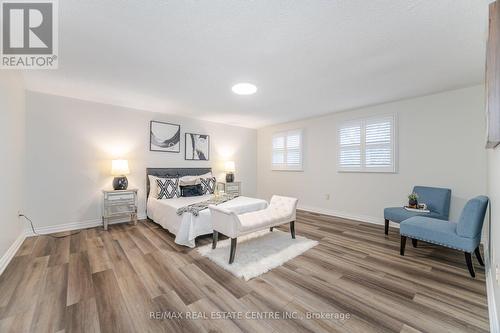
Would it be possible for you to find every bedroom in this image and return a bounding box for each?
[0,1,499,332]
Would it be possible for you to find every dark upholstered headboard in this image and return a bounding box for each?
[146,167,212,197]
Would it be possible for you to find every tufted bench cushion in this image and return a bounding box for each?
[238,205,294,234]
[209,195,298,238]
[209,195,299,264]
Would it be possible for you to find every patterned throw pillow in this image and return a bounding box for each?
[156,178,180,199]
[200,177,216,194]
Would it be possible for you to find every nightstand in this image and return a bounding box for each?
[102,189,138,230]
[217,181,241,196]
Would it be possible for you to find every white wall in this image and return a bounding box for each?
[25,91,257,228]
[487,148,500,329]
[257,85,487,223]
[0,72,26,262]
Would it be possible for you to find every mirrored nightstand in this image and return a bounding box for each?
[102,189,138,230]
[217,181,241,196]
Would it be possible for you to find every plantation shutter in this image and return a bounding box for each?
[338,122,362,169]
[285,130,302,168]
[338,115,396,172]
[365,117,393,169]
[272,130,303,170]
[272,133,286,168]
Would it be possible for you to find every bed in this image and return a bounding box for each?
[146,168,268,247]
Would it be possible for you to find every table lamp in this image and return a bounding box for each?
[111,159,129,190]
[225,161,235,183]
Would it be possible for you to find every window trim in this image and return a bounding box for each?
[337,114,397,173]
[271,129,304,171]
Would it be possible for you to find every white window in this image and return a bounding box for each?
[338,115,396,173]
[272,129,303,171]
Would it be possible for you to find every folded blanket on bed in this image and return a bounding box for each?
[176,193,238,216]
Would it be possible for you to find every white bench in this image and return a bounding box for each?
[209,195,298,264]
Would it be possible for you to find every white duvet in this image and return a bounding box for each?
[147,195,268,248]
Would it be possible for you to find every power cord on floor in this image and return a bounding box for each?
[19,214,82,239]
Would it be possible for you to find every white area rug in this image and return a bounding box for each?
[197,229,318,281]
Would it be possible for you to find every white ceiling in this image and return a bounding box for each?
[23,0,491,128]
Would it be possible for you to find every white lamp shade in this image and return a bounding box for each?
[111,160,130,176]
[224,161,235,172]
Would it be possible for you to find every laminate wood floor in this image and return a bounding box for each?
[0,210,489,333]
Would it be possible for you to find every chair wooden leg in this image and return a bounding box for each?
[412,239,418,248]
[290,221,296,239]
[212,231,218,249]
[270,227,274,232]
[465,252,476,278]
[475,247,485,266]
[400,236,406,256]
[384,219,389,235]
[229,238,237,264]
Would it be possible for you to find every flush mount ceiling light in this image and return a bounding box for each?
[231,83,257,95]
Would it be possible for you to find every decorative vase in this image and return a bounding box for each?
[409,198,418,207]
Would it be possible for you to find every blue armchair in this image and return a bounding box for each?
[400,196,489,277]
[384,186,451,235]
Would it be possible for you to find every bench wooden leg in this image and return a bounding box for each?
[290,221,296,239]
[384,219,389,235]
[212,231,218,249]
[229,238,237,264]
[400,236,406,256]
[465,252,476,278]
[270,227,273,232]
[412,239,418,248]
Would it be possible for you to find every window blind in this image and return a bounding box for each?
[338,123,361,168]
[272,130,303,170]
[338,116,396,172]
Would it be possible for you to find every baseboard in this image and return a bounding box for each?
[298,204,400,228]
[25,214,147,236]
[486,260,500,333]
[0,232,26,276]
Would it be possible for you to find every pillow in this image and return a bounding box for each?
[180,184,204,197]
[200,177,216,195]
[148,175,158,197]
[178,172,212,186]
[198,172,212,179]
[179,175,202,186]
[156,178,180,199]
